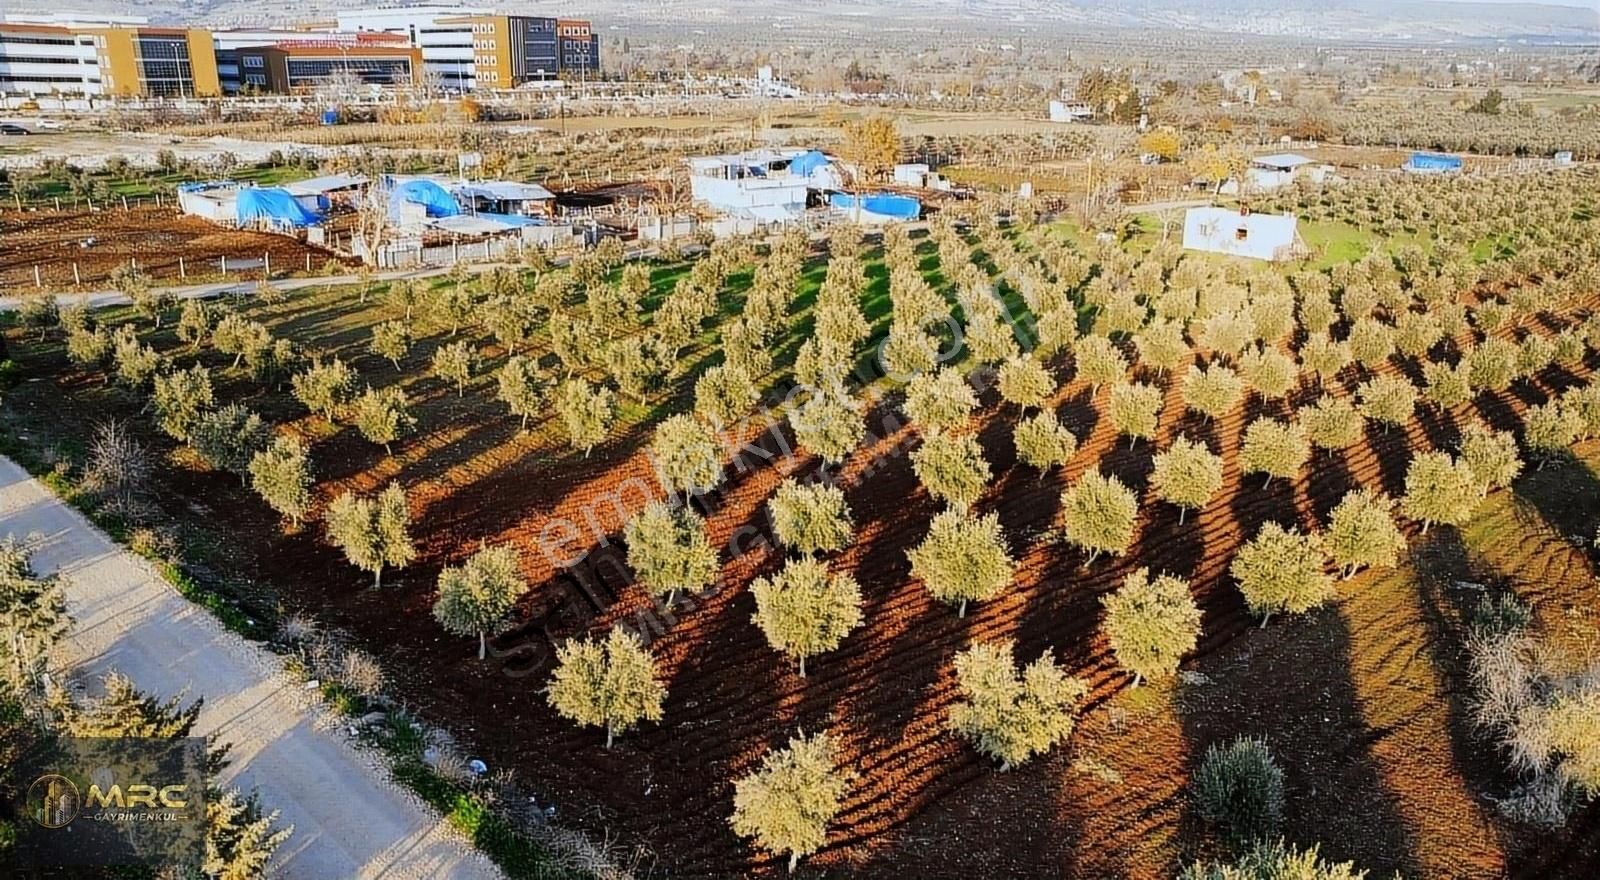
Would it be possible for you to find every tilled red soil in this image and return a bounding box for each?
[8,288,1600,877]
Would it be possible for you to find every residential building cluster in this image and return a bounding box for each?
[0,5,600,97]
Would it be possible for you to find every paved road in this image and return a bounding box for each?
[0,455,504,880]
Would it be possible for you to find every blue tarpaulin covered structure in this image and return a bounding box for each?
[391,179,461,218]
[788,150,831,177]
[829,192,920,221]
[1403,152,1463,174]
[235,187,320,228]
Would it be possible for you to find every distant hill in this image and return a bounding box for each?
[17,0,1599,42]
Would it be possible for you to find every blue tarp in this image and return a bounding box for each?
[391,179,461,218]
[788,150,830,176]
[235,187,320,228]
[829,192,921,220]
[1405,152,1463,173]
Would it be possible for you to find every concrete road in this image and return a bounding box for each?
[0,455,504,880]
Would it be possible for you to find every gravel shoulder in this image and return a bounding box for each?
[0,454,504,880]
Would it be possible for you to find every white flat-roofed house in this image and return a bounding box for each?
[452,180,555,217]
[687,150,811,222]
[1182,207,1305,262]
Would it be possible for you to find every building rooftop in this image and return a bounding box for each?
[1251,153,1316,169]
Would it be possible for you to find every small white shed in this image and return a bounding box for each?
[1182,207,1304,262]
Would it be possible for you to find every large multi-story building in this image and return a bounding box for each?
[0,14,220,97]
[328,6,597,90]
[0,7,596,97]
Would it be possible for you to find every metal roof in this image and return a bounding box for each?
[282,173,368,196]
[1250,153,1316,169]
[452,181,555,202]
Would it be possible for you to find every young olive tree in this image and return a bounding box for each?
[1301,395,1365,451]
[248,436,313,527]
[1013,410,1077,473]
[1231,522,1333,626]
[431,340,477,397]
[1073,335,1129,391]
[1061,471,1139,564]
[729,730,850,873]
[1326,489,1407,580]
[152,364,215,442]
[1239,418,1310,489]
[555,377,615,455]
[907,510,1014,618]
[694,362,759,429]
[996,355,1054,410]
[190,404,270,483]
[651,414,724,496]
[1108,381,1163,447]
[1149,436,1223,525]
[1523,401,1583,469]
[1356,374,1418,431]
[290,357,356,422]
[370,320,411,371]
[1458,422,1523,489]
[433,544,528,659]
[1181,363,1244,423]
[947,639,1089,771]
[751,557,863,677]
[547,627,665,749]
[1402,451,1486,534]
[324,482,415,588]
[791,387,865,466]
[350,385,415,455]
[768,479,853,556]
[1101,568,1202,685]
[903,366,977,434]
[911,433,991,512]
[623,501,719,606]
[496,355,545,432]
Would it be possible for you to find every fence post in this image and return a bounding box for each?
[73,263,80,286]
[121,195,128,210]
[452,240,459,264]
[34,265,42,288]
[179,256,186,279]
[264,251,271,277]
[305,253,311,273]
[54,197,60,210]
[220,255,226,275]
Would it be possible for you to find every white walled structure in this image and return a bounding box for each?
[1182,207,1303,262]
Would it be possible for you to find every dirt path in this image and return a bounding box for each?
[0,455,504,880]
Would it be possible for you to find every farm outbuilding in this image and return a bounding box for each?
[178,182,321,229]
[281,173,369,211]
[1182,207,1304,262]
[687,149,816,219]
[454,181,556,218]
[389,178,462,222]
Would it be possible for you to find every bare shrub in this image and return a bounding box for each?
[82,420,151,513]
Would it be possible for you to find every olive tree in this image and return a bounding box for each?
[623,501,718,605]
[432,340,477,397]
[903,367,977,434]
[496,355,545,432]
[555,378,615,455]
[1150,436,1223,525]
[1061,471,1139,564]
[947,639,1089,770]
[324,482,415,588]
[651,414,724,496]
[547,627,665,749]
[1299,333,1351,386]
[768,479,853,556]
[433,544,528,659]
[996,355,1054,410]
[190,404,270,483]
[751,557,863,677]
[729,730,849,873]
[1402,451,1485,534]
[1458,422,1523,489]
[1238,346,1298,401]
[1073,335,1129,391]
[1301,395,1365,451]
[1423,360,1473,410]
[152,364,215,442]
[791,388,865,466]
[907,510,1014,618]
[694,362,759,429]
[350,385,415,454]
[1356,374,1418,430]
[911,433,991,511]
[1182,363,1244,423]
[1231,522,1333,626]
[1326,489,1406,579]
[290,357,356,421]
[1239,418,1310,489]
[248,436,313,527]
[1108,381,1163,447]
[370,320,411,371]
[1523,401,1583,468]
[1101,568,1202,685]
[1013,410,1077,473]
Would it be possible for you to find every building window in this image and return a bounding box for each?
[243,56,264,68]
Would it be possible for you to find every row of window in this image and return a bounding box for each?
[0,73,99,84]
[0,34,90,47]
[0,55,94,65]
[242,56,264,68]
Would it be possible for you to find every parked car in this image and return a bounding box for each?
[0,123,30,136]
